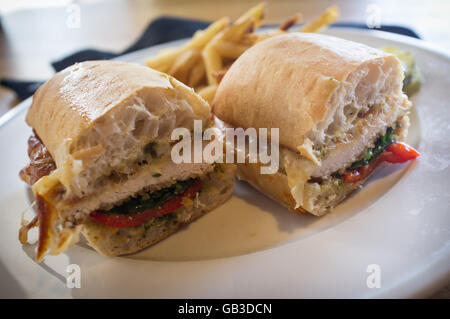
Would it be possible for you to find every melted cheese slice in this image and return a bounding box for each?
[283,150,315,210]
[32,170,61,196]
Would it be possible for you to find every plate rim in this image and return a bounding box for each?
[1,27,449,298]
[1,27,450,131]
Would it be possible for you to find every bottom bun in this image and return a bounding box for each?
[236,162,370,216]
[82,163,236,257]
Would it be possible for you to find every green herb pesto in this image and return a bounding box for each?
[102,178,196,215]
[349,127,395,170]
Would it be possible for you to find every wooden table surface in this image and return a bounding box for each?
[0,0,449,298]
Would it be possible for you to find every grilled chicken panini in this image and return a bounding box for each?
[213,33,419,216]
[20,60,235,261]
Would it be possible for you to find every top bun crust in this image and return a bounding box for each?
[212,33,403,154]
[27,60,211,196]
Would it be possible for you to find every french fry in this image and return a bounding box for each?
[197,85,218,104]
[241,33,260,46]
[203,43,222,85]
[188,60,206,88]
[212,70,227,84]
[145,3,340,104]
[146,17,230,71]
[201,12,259,84]
[300,6,339,33]
[192,30,203,39]
[214,40,250,59]
[188,17,230,48]
[236,2,265,28]
[146,46,183,73]
[168,49,201,83]
[220,18,254,42]
[279,13,302,31]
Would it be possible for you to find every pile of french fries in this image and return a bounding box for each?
[146,3,339,103]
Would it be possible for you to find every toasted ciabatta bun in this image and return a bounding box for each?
[20,61,235,261]
[29,60,211,200]
[212,33,411,215]
[213,33,409,166]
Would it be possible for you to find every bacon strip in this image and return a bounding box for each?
[20,131,56,185]
[19,133,82,262]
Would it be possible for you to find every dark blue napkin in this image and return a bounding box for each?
[0,17,421,100]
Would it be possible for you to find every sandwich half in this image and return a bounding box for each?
[19,60,235,261]
[213,33,419,216]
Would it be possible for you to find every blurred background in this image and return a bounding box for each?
[0,0,449,298]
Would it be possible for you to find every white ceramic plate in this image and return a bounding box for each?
[0,28,449,298]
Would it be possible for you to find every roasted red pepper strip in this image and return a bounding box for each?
[89,180,202,228]
[383,141,420,163]
[344,142,420,183]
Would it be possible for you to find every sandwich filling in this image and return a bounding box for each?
[89,178,201,228]
[280,113,419,215]
[281,57,417,214]
[303,124,418,212]
[19,132,214,261]
[340,127,419,183]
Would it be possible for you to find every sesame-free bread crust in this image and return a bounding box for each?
[212,33,403,155]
